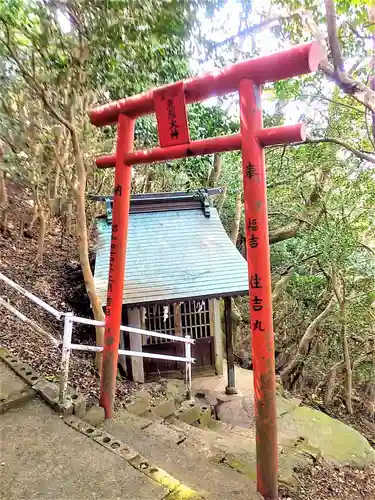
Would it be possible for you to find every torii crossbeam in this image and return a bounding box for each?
[89,41,324,500]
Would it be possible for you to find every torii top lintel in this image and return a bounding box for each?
[89,42,325,127]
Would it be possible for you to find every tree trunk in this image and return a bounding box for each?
[325,364,339,405]
[281,296,336,389]
[216,185,227,213]
[28,201,38,231]
[18,214,25,241]
[66,201,73,236]
[0,170,7,205]
[71,128,104,368]
[230,191,242,244]
[36,209,46,263]
[51,161,60,202]
[208,153,221,187]
[272,273,292,302]
[331,270,353,414]
[341,300,353,414]
[0,171,8,231]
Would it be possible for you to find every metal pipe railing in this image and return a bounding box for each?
[59,314,195,404]
[59,313,74,402]
[70,343,194,362]
[0,271,195,407]
[0,272,62,319]
[70,315,195,343]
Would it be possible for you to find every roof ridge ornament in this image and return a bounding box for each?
[193,188,211,218]
[105,197,113,224]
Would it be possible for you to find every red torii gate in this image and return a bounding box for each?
[89,41,323,500]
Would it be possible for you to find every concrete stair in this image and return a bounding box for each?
[0,359,36,414]
[101,409,262,500]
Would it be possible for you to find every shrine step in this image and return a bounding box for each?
[101,409,262,500]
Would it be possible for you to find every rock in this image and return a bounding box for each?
[72,394,86,419]
[164,380,188,404]
[197,405,215,428]
[84,406,105,427]
[56,398,73,416]
[276,395,301,417]
[33,380,59,407]
[215,396,254,428]
[176,402,201,425]
[279,406,375,468]
[151,398,176,419]
[0,387,35,414]
[126,397,151,416]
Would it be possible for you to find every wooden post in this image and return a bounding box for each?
[240,79,277,499]
[210,299,223,375]
[118,330,127,376]
[99,114,134,418]
[174,303,182,337]
[224,297,237,394]
[128,307,145,383]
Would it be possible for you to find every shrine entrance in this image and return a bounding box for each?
[89,41,324,500]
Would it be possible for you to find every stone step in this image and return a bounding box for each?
[102,409,262,500]
[0,360,36,414]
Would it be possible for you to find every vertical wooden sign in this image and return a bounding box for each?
[154,82,190,148]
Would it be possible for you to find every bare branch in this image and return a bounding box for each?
[358,241,375,256]
[52,135,76,191]
[317,93,364,114]
[324,0,345,76]
[365,108,375,150]
[272,273,292,302]
[272,253,319,301]
[291,138,375,164]
[267,164,317,189]
[281,295,336,389]
[207,13,297,48]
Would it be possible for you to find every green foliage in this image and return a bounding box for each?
[1,0,374,406]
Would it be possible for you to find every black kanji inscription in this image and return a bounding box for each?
[253,319,265,331]
[246,162,258,179]
[248,218,258,232]
[250,273,262,289]
[252,296,263,312]
[249,234,259,248]
[167,98,179,139]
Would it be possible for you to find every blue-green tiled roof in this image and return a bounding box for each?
[94,208,249,306]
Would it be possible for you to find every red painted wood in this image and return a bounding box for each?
[89,42,324,125]
[240,79,278,499]
[95,123,305,168]
[90,40,324,495]
[99,114,134,419]
[257,123,306,146]
[154,81,190,147]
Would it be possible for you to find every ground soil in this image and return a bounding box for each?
[279,463,375,500]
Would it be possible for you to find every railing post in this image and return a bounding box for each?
[185,335,192,400]
[59,313,74,403]
[239,79,278,500]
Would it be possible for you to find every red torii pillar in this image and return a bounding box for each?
[89,41,323,500]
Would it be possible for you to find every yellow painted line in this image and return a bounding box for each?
[64,415,204,499]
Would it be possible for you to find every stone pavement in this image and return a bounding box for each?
[0,362,167,500]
